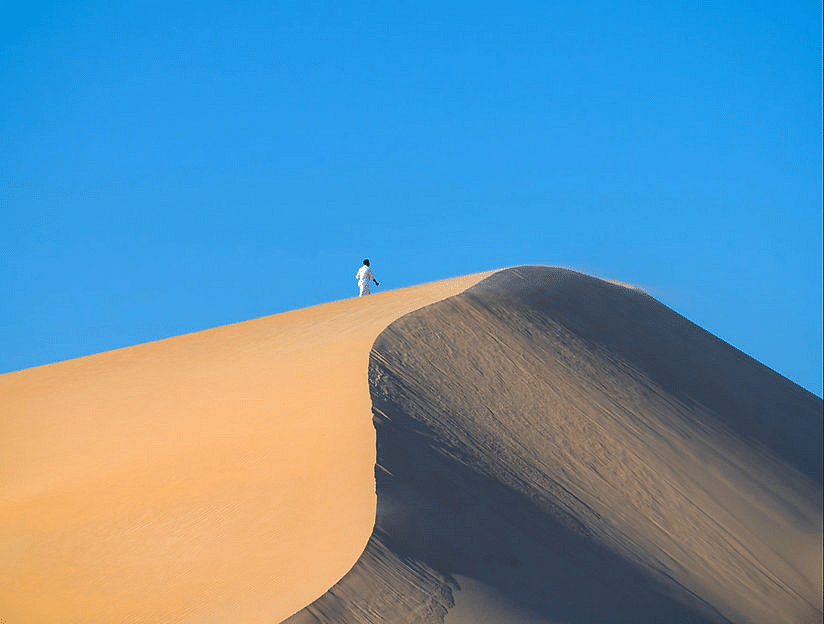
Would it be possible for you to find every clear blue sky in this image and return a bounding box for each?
[2,1,822,396]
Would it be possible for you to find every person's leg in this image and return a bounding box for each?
[359,283,370,296]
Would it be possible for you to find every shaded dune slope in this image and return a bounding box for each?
[287,267,823,624]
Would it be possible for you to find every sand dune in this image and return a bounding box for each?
[0,272,493,623]
[3,267,820,623]
[286,267,822,624]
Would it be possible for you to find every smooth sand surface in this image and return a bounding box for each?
[289,267,823,624]
[0,272,493,623]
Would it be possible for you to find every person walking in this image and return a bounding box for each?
[356,259,379,296]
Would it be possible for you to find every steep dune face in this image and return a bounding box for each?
[287,267,822,624]
[0,272,492,624]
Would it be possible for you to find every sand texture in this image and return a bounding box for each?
[286,267,823,624]
[0,271,493,623]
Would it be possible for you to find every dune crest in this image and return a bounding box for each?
[0,272,494,623]
[287,267,823,624]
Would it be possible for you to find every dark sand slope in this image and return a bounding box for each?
[286,267,823,624]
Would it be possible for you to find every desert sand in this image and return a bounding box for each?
[2,267,821,624]
[0,272,493,623]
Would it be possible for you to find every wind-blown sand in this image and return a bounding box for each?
[287,267,822,624]
[0,272,492,623]
[2,267,821,623]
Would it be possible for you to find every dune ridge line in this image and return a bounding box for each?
[0,270,496,623]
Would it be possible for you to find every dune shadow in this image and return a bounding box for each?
[370,365,727,624]
[284,267,820,624]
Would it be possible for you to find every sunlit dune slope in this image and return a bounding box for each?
[0,271,493,624]
[287,266,823,624]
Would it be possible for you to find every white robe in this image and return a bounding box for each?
[356,265,375,296]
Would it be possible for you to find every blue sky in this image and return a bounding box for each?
[2,1,822,395]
